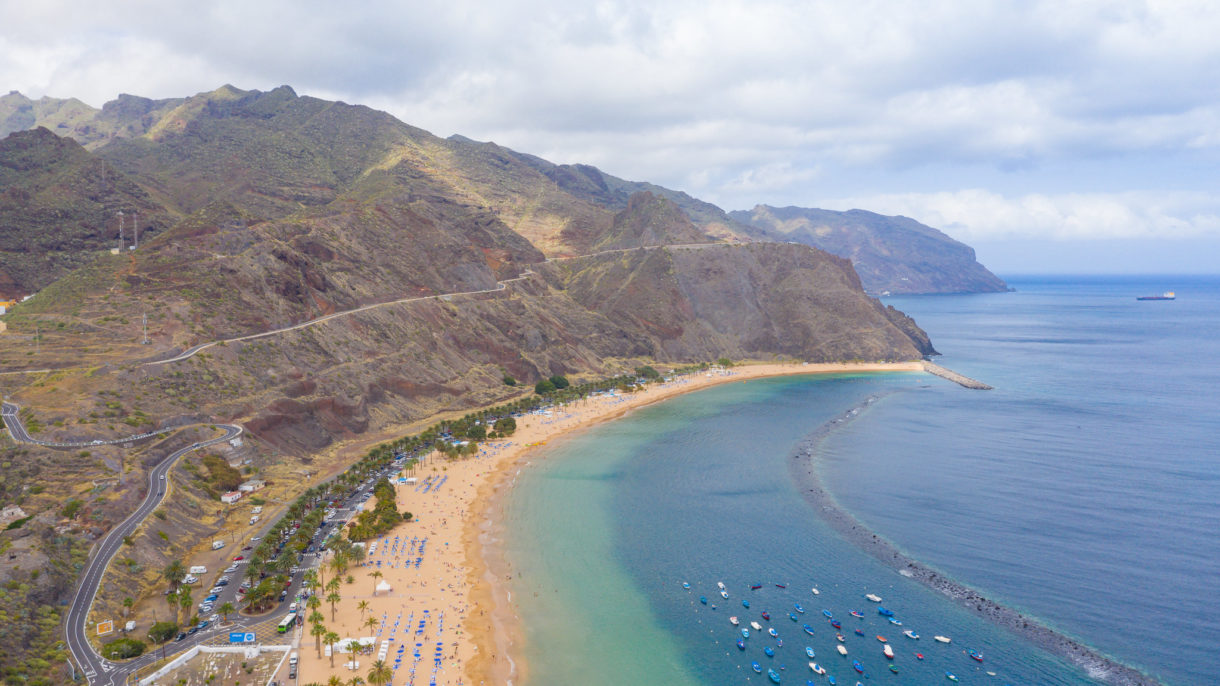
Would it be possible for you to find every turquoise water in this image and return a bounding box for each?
[503,275,1218,686]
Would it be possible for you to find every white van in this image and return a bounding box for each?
[289,652,298,666]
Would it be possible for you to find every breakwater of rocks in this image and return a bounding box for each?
[789,393,1161,686]
[922,361,993,389]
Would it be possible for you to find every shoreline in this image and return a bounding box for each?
[297,361,924,686]
[788,393,1163,686]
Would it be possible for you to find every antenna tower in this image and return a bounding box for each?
[142,312,151,345]
[117,211,125,251]
[133,212,139,249]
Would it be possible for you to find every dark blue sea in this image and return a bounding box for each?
[502,275,1219,686]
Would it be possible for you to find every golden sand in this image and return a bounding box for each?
[297,362,923,685]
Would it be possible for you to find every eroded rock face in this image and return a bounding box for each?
[731,205,1008,295]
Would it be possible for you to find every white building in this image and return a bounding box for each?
[221,491,242,504]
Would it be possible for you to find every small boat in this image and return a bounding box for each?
[849,610,863,618]
[718,582,726,590]
[836,644,848,656]
[751,584,763,590]
[730,616,739,626]
[822,610,833,618]
[699,596,707,604]
[1137,291,1176,301]
[777,638,783,647]
[934,635,951,644]
[721,590,729,599]
[852,660,864,673]
[768,668,781,684]
[864,593,882,602]
[764,646,775,657]
[915,653,924,660]
[876,635,887,643]
[768,627,779,638]
[743,600,751,609]
[946,672,959,682]
[806,646,816,658]
[775,583,786,588]
[811,587,820,595]
[854,629,864,637]
[836,633,844,642]
[803,624,815,636]
[794,603,805,614]
[809,662,825,675]
[789,613,799,622]
[752,621,764,632]
[888,665,899,674]
[752,661,762,673]
[888,618,902,626]
[737,639,746,650]
[682,582,690,589]
[743,628,750,638]
[830,620,841,629]
[883,644,894,659]
[902,630,919,640]
[970,650,984,662]
[877,607,894,617]
[762,611,772,621]
[827,678,836,686]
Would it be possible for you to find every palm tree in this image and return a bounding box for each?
[311,620,327,657]
[327,590,342,622]
[324,631,341,668]
[357,600,369,620]
[325,576,341,595]
[349,545,366,568]
[348,677,365,686]
[366,659,392,686]
[218,601,235,623]
[162,560,186,593]
[369,571,383,596]
[327,676,344,686]
[177,587,193,625]
[363,616,379,633]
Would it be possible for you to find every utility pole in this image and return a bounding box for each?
[117,211,125,251]
[133,212,140,249]
[142,312,151,345]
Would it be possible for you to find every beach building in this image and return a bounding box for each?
[220,491,242,504]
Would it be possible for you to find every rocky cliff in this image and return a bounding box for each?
[730,205,1008,295]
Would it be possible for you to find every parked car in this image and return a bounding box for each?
[233,555,244,561]
[174,632,187,642]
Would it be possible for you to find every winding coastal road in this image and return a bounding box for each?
[3,402,245,685]
[0,242,737,683]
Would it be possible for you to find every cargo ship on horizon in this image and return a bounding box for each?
[1137,291,1175,300]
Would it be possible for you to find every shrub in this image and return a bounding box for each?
[147,621,179,643]
[549,374,570,389]
[502,375,517,386]
[534,379,555,395]
[61,499,84,519]
[635,365,660,380]
[101,637,145,660]
[493,417,517,436]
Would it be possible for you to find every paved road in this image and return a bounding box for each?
[59,421,244,685]
[1,401,32,441]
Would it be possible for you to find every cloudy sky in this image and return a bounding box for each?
[4,0,1218,273]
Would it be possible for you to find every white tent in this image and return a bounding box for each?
[375,580,392,593]
[345,660,360,671]
[358,636,376,646]
[339,638,360,653]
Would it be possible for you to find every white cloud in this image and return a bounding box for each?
[821,189,1220,242]
[3,0,1220,262]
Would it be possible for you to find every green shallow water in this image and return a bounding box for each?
[503,373,1103,685]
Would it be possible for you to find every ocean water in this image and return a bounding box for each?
[501,275,1218,686]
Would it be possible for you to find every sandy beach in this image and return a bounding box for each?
[297,361,923,686]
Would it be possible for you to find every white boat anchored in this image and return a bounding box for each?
[751,621,763,632]
[837,644,848,656]
[864,593,882,602]
[934,635,952,644]
[730,616,739,626]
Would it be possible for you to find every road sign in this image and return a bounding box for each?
[96,620,113,636]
